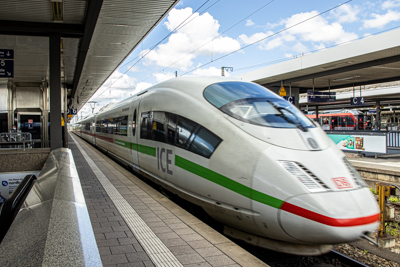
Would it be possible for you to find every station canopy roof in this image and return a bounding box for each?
[237,27,400,107]
[0,0,179,111]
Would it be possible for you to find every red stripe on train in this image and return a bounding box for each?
[281,202,380,227]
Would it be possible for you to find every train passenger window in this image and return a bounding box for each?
[176,118,196,147]
[189,127,222,158]
[140,112,152,139]
[116,116,128,136]
[96,121,101,132]
[166,113,177,144]
[152,112,166,143]
[132,110,136,136]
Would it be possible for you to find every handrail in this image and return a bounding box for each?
[0,174,37,243]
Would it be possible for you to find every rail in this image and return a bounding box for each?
[0,148,102,266]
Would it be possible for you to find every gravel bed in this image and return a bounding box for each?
[334,243,400,267]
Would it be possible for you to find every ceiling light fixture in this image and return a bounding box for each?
[332,75,360,82]
[321,61,354,70]
[51,0,63,22]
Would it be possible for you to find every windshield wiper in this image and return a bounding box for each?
[269,102,308,132]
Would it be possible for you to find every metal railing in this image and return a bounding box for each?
[0,131,33,149]
[387,130,400,148]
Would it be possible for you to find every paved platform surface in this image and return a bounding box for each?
[348,153,400,179]
[68,133,267,267]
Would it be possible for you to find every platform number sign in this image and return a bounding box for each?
[350,97,365,106]
[284,96,295,105]
[67,108,77,115]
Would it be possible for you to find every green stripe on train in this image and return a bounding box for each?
[129,142,283,209]
[114,139,131,149]
[175,155,283,209]
[137,144,156,157]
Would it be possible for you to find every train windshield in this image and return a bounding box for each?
[204,82,314,130]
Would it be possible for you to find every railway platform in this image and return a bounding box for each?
[348,153,400,186]
[68,133,266,267]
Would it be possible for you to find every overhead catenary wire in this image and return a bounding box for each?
[138,0,275,84]
[235,24,400,72]
[180,0,353,76]
[92,0,219,102]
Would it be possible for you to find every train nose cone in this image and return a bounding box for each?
[279,187,380,244]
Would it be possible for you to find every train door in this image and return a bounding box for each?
[130,101,140,172]
[91,119,96,144]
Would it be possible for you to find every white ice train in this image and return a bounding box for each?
[71,76,380,255]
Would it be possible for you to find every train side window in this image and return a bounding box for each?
[189,127,222,158]
[119,116,128,136]
[140,112,152,139]
[166,113,177,145]
[132,110,136,136]
[176,118,196,148]
[152,111,166,143]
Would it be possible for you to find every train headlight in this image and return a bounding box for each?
[278,161,329,193]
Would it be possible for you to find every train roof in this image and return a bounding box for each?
[97,76,247,114]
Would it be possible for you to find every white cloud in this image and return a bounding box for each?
[284,11,358,44]
[142,7,240,71]
[238,10,357,54]
[284,53,293,58]
[192,66,227,76]
[239,32,271,45]
[128,65,141,73]
[382,0,400,9]
[313,42,326,50]
[136,82,153,91]
[330,4,359,23]
[154,72,175,83]
[292,42,308,54]
[363,10,400,28]
[246,19,254,26]
[89,70,138,112]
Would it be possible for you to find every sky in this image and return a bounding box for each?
[75,0,400,119]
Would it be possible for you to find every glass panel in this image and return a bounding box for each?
[166,113,177,145]
[204,82,313,130]
[222,98,314,129]
[204,81,278,108]
[177,118,195,147]
[132,110,136,136]
[140,112,152,139]
[152,111,166,143]
[189,127,221,158]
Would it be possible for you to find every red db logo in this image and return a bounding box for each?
[332,177,352,189]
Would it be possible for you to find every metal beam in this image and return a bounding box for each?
[50,33,62,150]
[0,20,83,38]
[296,75,400,93]
[70,0,104,104]
[264,54,400,88]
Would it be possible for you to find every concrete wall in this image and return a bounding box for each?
[0,148,50,172]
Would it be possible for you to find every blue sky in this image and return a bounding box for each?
[78,0,400,117]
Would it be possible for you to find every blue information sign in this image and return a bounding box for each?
[350,97,365,106]
[307,91,336,103]
[0,60,14,78]
[283,96,295,105]
[67,108,77,115]
[0,49,14,59]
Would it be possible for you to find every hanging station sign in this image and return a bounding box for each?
[307,91,336,103]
